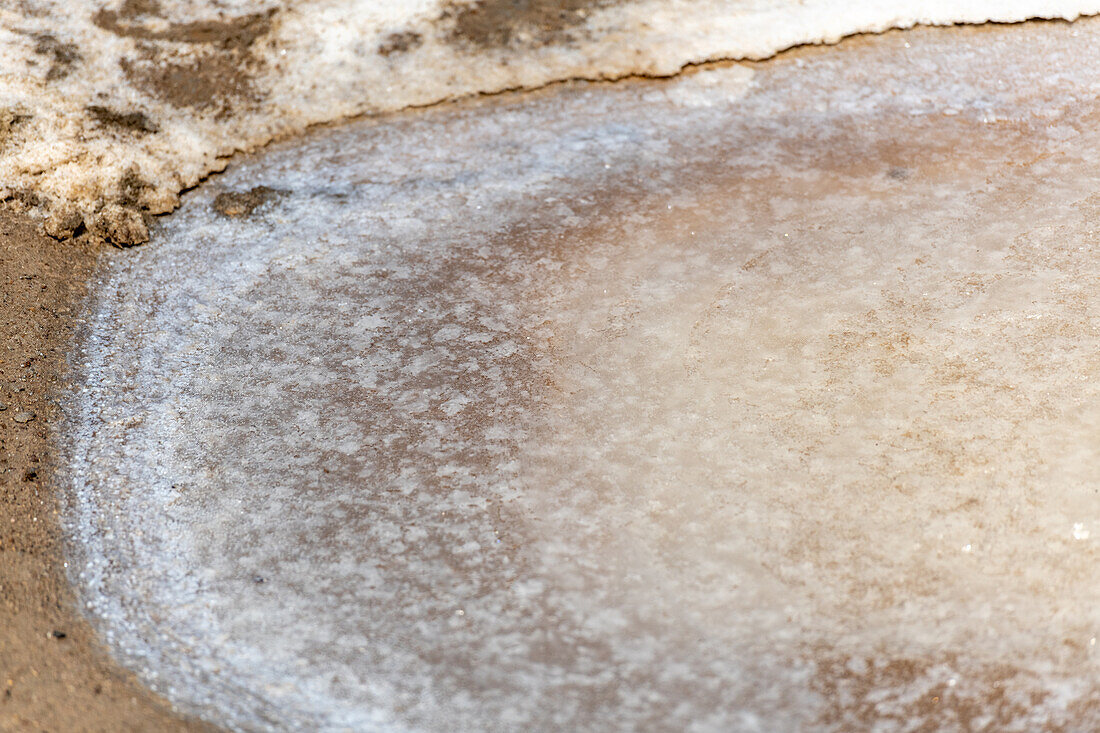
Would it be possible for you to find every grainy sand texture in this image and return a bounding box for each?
[0,211,213,731]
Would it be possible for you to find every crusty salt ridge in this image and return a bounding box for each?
[63,17,1100,731]
[2,0,1100,244]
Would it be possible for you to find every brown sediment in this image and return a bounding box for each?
[92,7,275,49]
[96,4,276,116]
[89,204,149,247]
[378,30,424,57]
[810,652,1051,731]
[122,49,262,114]
[0,206,211,731]
[443,0,625,48]
[86,105,158,135]
[27,32,81,81]
[211,185,284,218]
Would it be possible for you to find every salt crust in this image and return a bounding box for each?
[3,0,1100,243]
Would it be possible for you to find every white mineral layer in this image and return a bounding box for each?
[63,15,1100,731]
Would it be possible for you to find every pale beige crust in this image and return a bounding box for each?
[3,0,1100,245]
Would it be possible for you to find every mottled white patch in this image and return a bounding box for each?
[63,18,1100,733]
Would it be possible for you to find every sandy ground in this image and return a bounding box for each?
[0,211,213,730]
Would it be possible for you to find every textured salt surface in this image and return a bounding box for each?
[65,17,1100,732]
[4,1,1100,243]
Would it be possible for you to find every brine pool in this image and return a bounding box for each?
[62,19,1100,731]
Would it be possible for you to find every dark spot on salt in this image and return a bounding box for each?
[442,0,623,49]
[888,167,912,180]
[212,186,285,217]
[99,6,274,114]
[378,30,423,56]
[42,205,84,240]
[7,189,44,212]
[0,110,31,149]
[119,0,162,16]
[89,205,148,247]
[123,52,261,115]
[93,8,274,48]
[27,32,81,81]
[118,168,150,207]
[86,105,158,134]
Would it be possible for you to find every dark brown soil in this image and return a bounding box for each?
[95,3,275,117]
[92,6,274,48]
[28,32,81,81]
[211,185,283,217]
[85,105,158,135]
[122,50,261,115]
[0,206,212,732]
[378,30,424,57]
[444,0,625,48]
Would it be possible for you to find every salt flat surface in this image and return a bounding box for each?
[4,0,1100,241]
[65,18,1100,731]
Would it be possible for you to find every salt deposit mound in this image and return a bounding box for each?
[3,0,1100,244]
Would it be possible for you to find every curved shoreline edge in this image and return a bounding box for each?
[0,209,213,731]
[2,0,1100,245]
